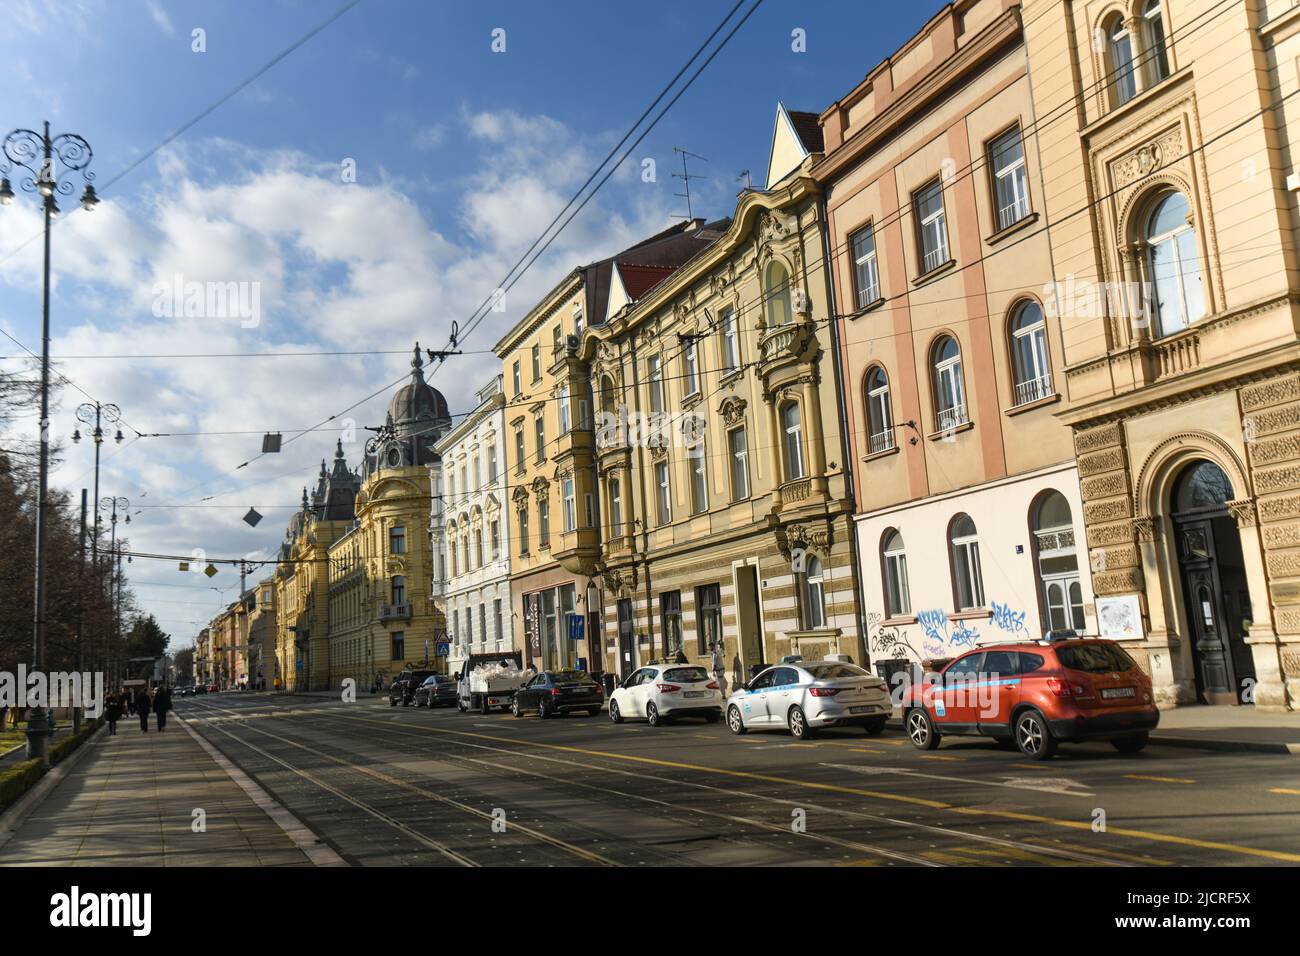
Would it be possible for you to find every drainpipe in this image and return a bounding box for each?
[817,192,870,667]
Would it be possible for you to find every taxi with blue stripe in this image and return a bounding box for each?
[725,660,891,740]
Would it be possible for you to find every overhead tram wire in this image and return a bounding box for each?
[140,0,1259,513]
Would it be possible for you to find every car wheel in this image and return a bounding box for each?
[646,702,662,726]
[906,708,940,750]
[704,711,720,724]
[480,697,491,716]
[1111,732,1149,754]
[511,697,522,718]
[609,700,623,724]
[727,705,747,735]
[1015,710,1057,760]
[788,706,813,740]
[537,699,550,720]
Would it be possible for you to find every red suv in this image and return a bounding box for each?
[902,638,1158,760]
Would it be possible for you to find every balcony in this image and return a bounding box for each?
[1013,375,1053,407]
[868,429,896,455]
[378,603,411,622]
[936,403,969,434]
[554,527,601,576]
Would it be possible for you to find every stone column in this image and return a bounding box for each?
[801,371,828,497]
[765,389,784,510]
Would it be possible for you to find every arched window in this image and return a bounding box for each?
[447,524,459,577]
[931,336,968,431]
[1010,301,1052,405]
[1173,460,1234,512]
[781,401,806,480]
[1033,491,1084,633]
[1107,14,1137,106]
[949,514,985,610]
[1146,191,1205,336]
[866,367,895,453]
[882,529,911,617]
[803,555,827,629]
[766,261,793,327]
[1143,0,1169,84]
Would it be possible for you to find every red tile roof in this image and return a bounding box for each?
[615,262,679,301]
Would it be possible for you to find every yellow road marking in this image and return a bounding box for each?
[848,748,884,754]
[311,711,1300,864]
[918,754,964,761]
[1011,763,1048,770]
[1123,774,1196,785]
[1268,787,1300,795]
[1020,837,1174,867]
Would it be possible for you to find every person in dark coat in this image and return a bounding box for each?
[105,694,122,735]
[136,690,152,733]
[153,686,172,732]
[125,689,136,717]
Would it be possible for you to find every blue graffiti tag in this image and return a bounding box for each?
[950,622,980,647]
[916,608,980,652]
[990,600,1028,636]
[917,608,948,644]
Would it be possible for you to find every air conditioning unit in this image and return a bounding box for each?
[565,334,581,354]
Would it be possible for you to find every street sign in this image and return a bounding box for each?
[568,615,584,641]
[435,642,450,658]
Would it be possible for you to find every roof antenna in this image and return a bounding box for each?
[672,146,708,221]
[737,169,752,190]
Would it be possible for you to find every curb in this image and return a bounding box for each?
[179,715,347,866]
[0,724,105,853]
[884,717,1298,755]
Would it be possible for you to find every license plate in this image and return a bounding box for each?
[1101,687,1135,699]
[849,706,874,714]
[683,691,707,698]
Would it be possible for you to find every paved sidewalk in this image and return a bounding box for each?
[0,718,319,867]
[1148,704,1300,754]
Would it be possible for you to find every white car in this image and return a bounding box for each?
[725,661,892,740]
[608,663,723,726]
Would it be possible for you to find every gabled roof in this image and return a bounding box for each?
[616,263,678,301]
[765,101,824,189]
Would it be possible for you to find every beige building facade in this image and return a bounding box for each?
[1024,0,1300,710]
[587,162,862,684]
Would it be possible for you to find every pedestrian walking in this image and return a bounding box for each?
[136,689,152,734]
[710,641,729,700]
[105,694,122,736]
[125,689,136,717]
[154,686,172,732]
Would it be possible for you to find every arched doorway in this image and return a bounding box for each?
[1170,461,1256,704]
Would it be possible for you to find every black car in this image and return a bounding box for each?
[512,670,604,718]
[389,668,438,706]
[413,674,458,708]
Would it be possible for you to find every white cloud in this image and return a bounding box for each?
[145,0,175,35]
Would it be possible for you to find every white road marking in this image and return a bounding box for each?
[822,763,1095,797]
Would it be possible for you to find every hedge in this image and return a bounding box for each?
[49,717,104,767]
[0,758,43,813]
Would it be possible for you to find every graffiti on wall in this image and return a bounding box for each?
[916,608,979,658]
[989,600,1028,638]
[867,612,923,661]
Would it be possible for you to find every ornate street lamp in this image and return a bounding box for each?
[2,123,97,764]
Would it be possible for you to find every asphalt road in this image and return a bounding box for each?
[176,692,1300,868]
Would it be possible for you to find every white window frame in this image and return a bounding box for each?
[990,128,1030,231]
[851,225,880,308]
[721,307,740,372]
[655,460,672,525]
[915,180,949,274]
[683,338,700,396]
[648,355,664,415]
[804,556,826,630]
[1110,18,1137,106]
[933,339,968,432]
[1146,193,1205,337]
[1010,303,1052,405]
[883,532,911,617]
[1143,0,1170,85]
[950,517,985,611]
[558,384,571,435]
[562,476,576,533]
[781,402,806,481]
[866,368,895,453]
[728,426,750,501]
[609,477,623,536]
[689,439,707,514]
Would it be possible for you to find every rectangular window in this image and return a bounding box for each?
[514,427,525,475]
[562,476,576,533]
[531,343,541,381]
[584,492,594,529]
[538,499,550,546]
[490,519,500,560]
[471,455,480,491]
[721,307,739,372]
[559,384,571,435]
[609,478,623,536]
[689,440,707,514]
[494,598,503,645]
[990,127,1030,231]
[683,339,699,396]
[512,360,522,396]
[850,225,880,308]
[655,460,671,525]
[389,526,406,554]
[695,584,721,655]
[573,304,584,340]
[729,426,750,501]
[519,508,529,555]
[479,604,487,649]
[648,355,664,415]
[915,180,949,274]
[660,590,683,658]
[534,415,546,463]
[466,605,473,645]
[391,632,405,662]
[487,445,498,483]
[552,324,563,354]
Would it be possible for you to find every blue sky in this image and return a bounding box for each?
[0,0,934,644]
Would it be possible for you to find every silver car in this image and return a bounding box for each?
[725,662,892,739]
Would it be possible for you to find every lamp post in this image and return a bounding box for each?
[1,123,98,764]
[73,402,122,676]
[101,496,130,686]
